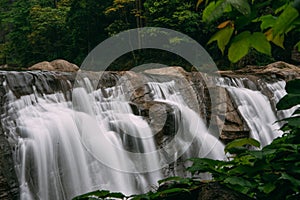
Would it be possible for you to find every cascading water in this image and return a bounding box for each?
[1,72,226,200]
[146,81,225,161]
[1,68,295,199]
[217,77,291,147]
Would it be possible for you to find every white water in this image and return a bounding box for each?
[2,72,291,199]
[147,81,225,161]
[2,77,226,200]
[217,78,289,147]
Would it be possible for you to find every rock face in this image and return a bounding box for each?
[0,61,299,199]
[197,182,252,200]
[0,71,76,200]
[219,61,300,81]
[0,135,19,200]
[29,59,79,72]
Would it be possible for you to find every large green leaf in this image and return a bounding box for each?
[250,32,271,55]
[295,41,300,52]
[207,26,234,54]
[228,31,251,63]
[280,173,300,190]
[152,187,190,198]
[225,138,260,154]
[157,176,192,186]
[285,79,300,94]
[256,14,276,31]
[72,190,125,200]
[224,176,254,188]
[277,79,300,110]
[276,94,300,110]
[202,0,231,22]
[73,190,110,199]
[272,4,299,36]
[281,116,300,128]
[259,182,276,194]
[228,0,251,15]
[187,158,224,174]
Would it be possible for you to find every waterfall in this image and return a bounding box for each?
[147,81,225,161]
[217,77,290,147]
[1,72,225,200]
[0,69,294,199]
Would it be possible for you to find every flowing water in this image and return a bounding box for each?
[0,70,293,199]
[217,78,291,147]
[1,73,225,200]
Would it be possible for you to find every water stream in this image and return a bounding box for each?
[0,72,291,199]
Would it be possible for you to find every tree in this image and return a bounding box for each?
[143,0,204,42]
[0,0,72,67]
[66,0,113,65]
[27,2,71,64]
[104,0,141,36]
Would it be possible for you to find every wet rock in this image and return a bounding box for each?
[5,72,34,97]
[1,71,74,99]
[0,128,19,200]
[220,90,250,143]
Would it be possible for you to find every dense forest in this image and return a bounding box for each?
[0,0,299,69]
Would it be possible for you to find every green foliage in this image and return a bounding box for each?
[207,25,234,54]
[143,0,203,41]
[73,177,201,200]
[200,0,300,64]
[1,0,299,67]
[0,0,72,66]
[66,0,112,64]
[73,190,125,200]
[228,31,271,63]
[0,0,113,67]
[104,0,138,36]
[224,138,260,154]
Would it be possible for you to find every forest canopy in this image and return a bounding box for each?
[0,0,299,69]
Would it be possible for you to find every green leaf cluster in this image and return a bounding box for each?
[73,177,202,200]
[0,0,113,67]
[200,0,300,63]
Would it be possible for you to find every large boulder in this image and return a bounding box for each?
[29,59,79,72]
[219,61,300,81]
[29,61,54,71]
[50,59,79,72]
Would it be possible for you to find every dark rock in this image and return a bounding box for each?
[198,182,252,200]
[5,72,34,98]
[220,90,250,143]
[0,127,19,200]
